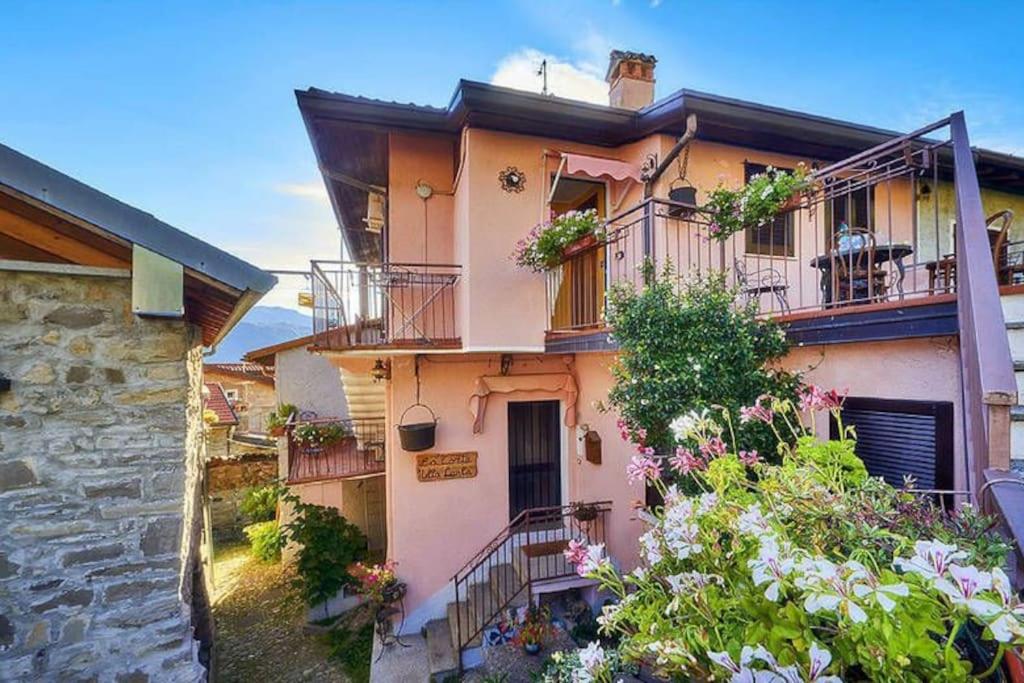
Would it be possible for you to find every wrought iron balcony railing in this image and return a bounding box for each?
[545,118,1022,334]
[286,417,385,483]
[310,260,461,351]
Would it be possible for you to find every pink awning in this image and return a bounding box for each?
[469,373,578,434]
[563,153,641,183]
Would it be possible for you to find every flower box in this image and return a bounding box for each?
[561,233,600,260]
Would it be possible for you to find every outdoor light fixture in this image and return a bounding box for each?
[371,358,391,382]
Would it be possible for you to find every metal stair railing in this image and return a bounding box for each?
[450,501,611,672]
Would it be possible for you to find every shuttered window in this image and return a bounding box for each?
[744,162,795,257]
[830,397,954,490]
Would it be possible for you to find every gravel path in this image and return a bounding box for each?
[212,545,349,682]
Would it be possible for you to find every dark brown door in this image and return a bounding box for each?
[508,401,562,521]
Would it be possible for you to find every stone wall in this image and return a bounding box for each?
[0,264,206,681]
[207,456,278,540]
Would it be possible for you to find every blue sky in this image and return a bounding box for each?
[2,1,1022,307]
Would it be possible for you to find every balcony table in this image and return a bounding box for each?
[810,243,913,306]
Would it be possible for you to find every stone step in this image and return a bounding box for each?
[423,618,457,683]
[1002,293,1024,323]
[488,563,528,610]
[513,540,573,582]
[447,582,496,650]
[1006,323,1024,361]
[1012,406,1024,462]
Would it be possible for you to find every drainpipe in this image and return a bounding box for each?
[643,113,698,198]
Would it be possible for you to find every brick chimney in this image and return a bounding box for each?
[606,50,656,110]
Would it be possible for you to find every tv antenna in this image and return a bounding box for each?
[537,59,548,96]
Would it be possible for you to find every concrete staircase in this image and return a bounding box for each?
[421,535,582,679]
[1002,293,1024,469]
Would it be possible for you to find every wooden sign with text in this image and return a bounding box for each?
[416,452,478,482]
[415,452,478,482]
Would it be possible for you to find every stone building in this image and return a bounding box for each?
[0,143,275,680]
[203,363,275,434]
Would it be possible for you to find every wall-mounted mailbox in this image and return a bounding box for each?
[584,430,602,465]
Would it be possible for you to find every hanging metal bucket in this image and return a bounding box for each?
[397,403,437,452]
[668,186,698,217]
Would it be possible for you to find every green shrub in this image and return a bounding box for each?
[239,484,278,522]
[606,263,798,459]
[324,615,373,683]
[267,403,298,431]
[280,488,368,606]
[243,520,282,562]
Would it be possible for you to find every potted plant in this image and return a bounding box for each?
[702,164,810,242]
[571,502,599,523]
[512,209,605,272]
[267,403,297,436]
[514,604,552,655]
[292,421,352,451]
[348,560,404,606]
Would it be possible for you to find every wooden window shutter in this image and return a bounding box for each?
[830,397,954,490]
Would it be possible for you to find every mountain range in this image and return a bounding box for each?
[207,306,311,362]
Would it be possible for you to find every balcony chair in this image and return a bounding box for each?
[831,228,888,305]
[734,258,790,313]
[927,210,1016,293]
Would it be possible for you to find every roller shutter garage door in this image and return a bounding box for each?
[829,397,954,490]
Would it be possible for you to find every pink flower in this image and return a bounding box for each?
[739,450,760,466]
[739,395,774,424]
[563,538,588,566]
[799,385,847,412]
[699,437,727,460]
[637,445,655,456]
[670,446,705,474]
[626,454,663,484]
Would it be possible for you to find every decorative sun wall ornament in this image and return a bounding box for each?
[498,166,526,193]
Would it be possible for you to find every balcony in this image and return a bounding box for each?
[286,417,386,483]
[310,260,461,351]
[545,117,1019,348]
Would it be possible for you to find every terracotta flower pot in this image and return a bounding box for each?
[270,426,285,437]
[779,193,802,213]
[561,233,599,260]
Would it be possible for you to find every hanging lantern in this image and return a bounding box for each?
[365,193,385,233]
[371,358,391,382]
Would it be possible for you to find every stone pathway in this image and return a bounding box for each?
[212,544,350,682]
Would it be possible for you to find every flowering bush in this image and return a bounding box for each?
[512,209,604,272]
[348,560,401,604]
[537,641,635,682]
[513,605,553,648]
[564,389,1014,681]
[703,164,810,241]
[292,421,352,448]
[607,265,798,459]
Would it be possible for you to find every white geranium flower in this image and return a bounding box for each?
[986,567,1024,642]
[934,564,999,618]
[640,530,663,566]
[576,641,606,680]
[893,540,968,580]
[748,537,794,602]
[808,642,844,683]
[737,504,772,536]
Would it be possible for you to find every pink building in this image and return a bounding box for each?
[290,51,1022,674]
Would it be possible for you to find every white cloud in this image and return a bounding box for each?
[274,180,330,203]
[490,48,608,105]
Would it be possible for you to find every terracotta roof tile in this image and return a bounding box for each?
[203,382,238,426]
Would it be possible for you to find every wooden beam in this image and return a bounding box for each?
[0,205,127,268]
